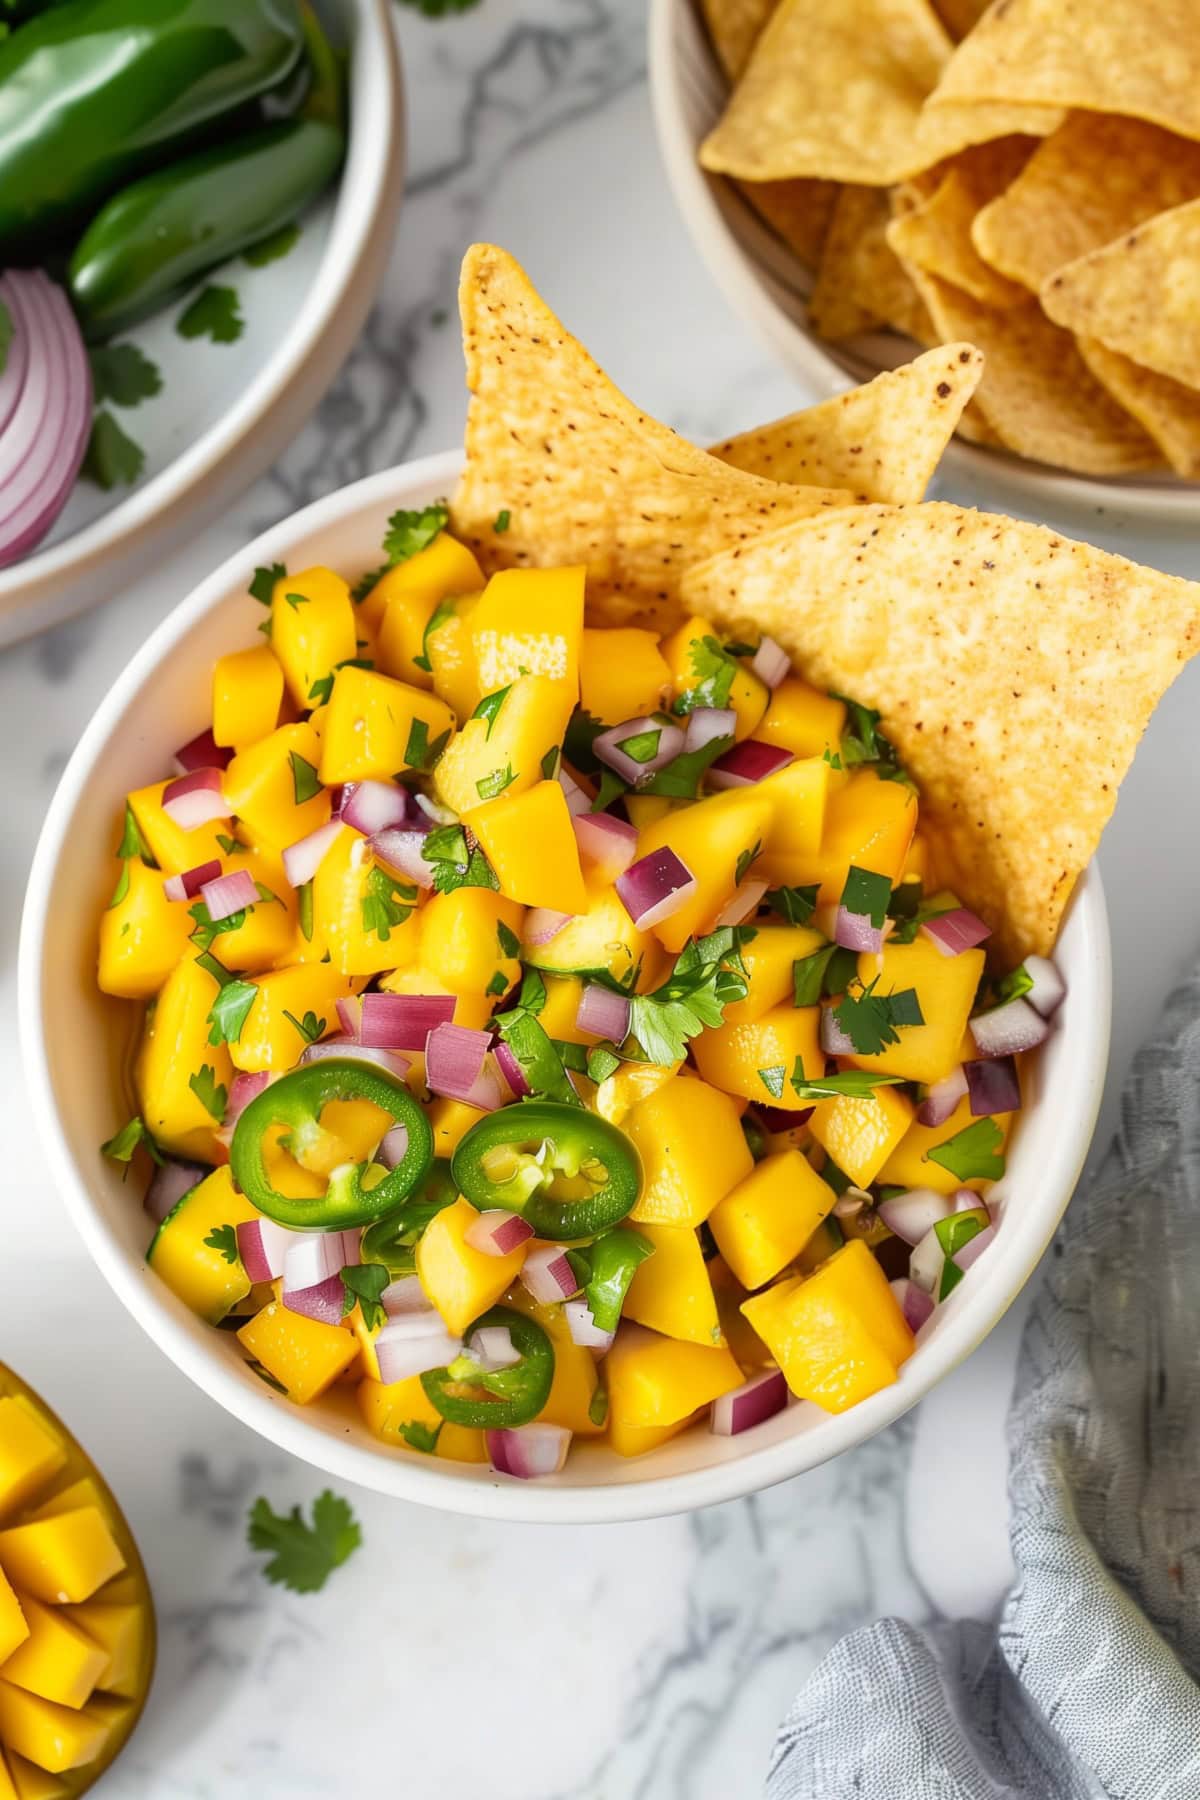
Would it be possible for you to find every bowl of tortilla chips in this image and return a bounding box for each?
[652,0,1200,512]
[31,243,1200,1520]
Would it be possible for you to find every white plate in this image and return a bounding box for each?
[0,0,405,648]
[20,450,1111,1522]
[649,0,1200,523]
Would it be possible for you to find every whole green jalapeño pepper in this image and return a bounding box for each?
[0,0,306,252]
[230,1059,434,1231]
[451,1101,641,1241]
[420,1307,554,1430]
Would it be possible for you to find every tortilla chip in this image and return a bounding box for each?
[1040,200,1200,391]
[912,272,1162,473]
[680,503,1200,960]
[932,0,1200,141]
[810,186,931,340]
[885,139,1035,306]
[450,245,854,619]
[700,0,779,78]
[972,114,1200,293]
[741,177,839,269]
[710,343,984,501]
[1077,337,1200,479]
[908,96,1064,172]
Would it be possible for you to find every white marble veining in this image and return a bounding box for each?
[3,2,1200,1793]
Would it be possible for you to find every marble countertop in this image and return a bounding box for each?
[4,3,1200,1793]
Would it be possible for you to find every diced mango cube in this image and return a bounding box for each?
[206,842,297,974]
[419,888,524,997]
[0,1511,124,1607]
[691,1001,822,1110]
[270,565,358,709]
[237,1304,357,1403]
[709,1150,837,1294]
[433,675,572,817]
[876,1093,1014,1196]
[522,882,654,989]
[579,628,670,723]
[134,954,233,1161]
[848,937,985,1086]
[1,1751,56,1800]
[0,1683,106,1774]
[227,963,358,1073]
[0,1574,27,1667]
[784,769,917,904]
[756,755,831,880]
[425,594,481,720]
[97,859,193,1000]
[63,1603,143,1700]
[623,1224,721,1345]
[318,666,455,785]
[470,566,584,699]
[223,722,330,851]
[464,781,588,915]
[605,1324,742,1428]
[369,531,485,655]
[722,923,824,1027]
[357,1375,444,1449]
[415,1198,527,1337]
[436,1424,488,1463]
[757,678,845,757]
[312,827,422,976]
[0,1597,107,1711]
[428,1098,489,1159]
[626,1076,753,1226]
[593,1057,681,1126]
[0,1402,67,1522]
[633,787,774,952]
[26,1482,102,1525]
[125,782,226,877]
[607,1414,695,1458]
[741,1241,915,1412]
[147,1166,260,1323]
[212,645,283,749]
[808,1084,915,1188]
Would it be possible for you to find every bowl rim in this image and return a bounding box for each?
[18,448,1112,1522]
[647,0,1200,524]
[0,0,403,639]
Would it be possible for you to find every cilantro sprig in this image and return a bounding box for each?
[361,867,417,941]
[788,1067,905,1102]
[100,1115,164,1168]
[927,1117,1006,1182]
[831,977,924,1056]
[340,1262,392,1331]
[672,635,738,716]
[383,500,449,565]
[626,927,753,1066]
[247,1490,362,1594]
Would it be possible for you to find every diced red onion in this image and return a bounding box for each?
[425,1023,507,1110]
[921,908,992,957]
[876,1186,954,1247]
[707,740,794,790]
[952,1221,997,1272]
[714,878,768,928]
[1023,955,1066,1018]
[173,728,232,775]
[464,1208,534,1257]
[889,1277,935,1333]
[751,636,790,690]
[616,846,696,929]
[282,1232,356,1294]
[360,991,455,1051]
[820,1007,858,1057]
[562,1298,614,1351]
[199,867,258,922]
[908,1228,944,1296]
[377,1125,410,1170]
[953,1187,986,1214]
[710,1367,789,1436]
[144,1158,207,1225]
[282,819,344,889]
[381,1275,431,1317]
[916,1066,967,1127]
[370,827,435,889]
[0,270,93,568]
[376,1324,462,1385]
[576,982,630,1043]
[341,780,411,837]
[281,1274,345,1326]
[335,995,362,1038]
[487,1423,571,1479]
[525,908,571,946]
[594,716,685,786]
[834,905,883,955]
[572,811,638,882]
[493,1040,530,1098]
[970,997,1050,1059]
[684,707,736,753]
[163,860,221,903]
[520,1244,579,1305]
[236,1217,300,1284]
[964,1055,1021,1116]
[161,768,230,829]
[298,1041,410,1081]
[466,1325,521,1371]
[558,767,590,817]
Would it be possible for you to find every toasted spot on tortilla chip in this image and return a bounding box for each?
[700,0,779,78]
[1077,337,1200,479]
[450,245,853,620]
[711,344,983,502]
[885,139,1036,307]
[680,503,1200,960]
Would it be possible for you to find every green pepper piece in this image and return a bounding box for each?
[451,1101,641,1241]
[420,1306,554,1430]
[360,1160,458,1272]
[230,1059,433,1231]
[580,1228,654,1333]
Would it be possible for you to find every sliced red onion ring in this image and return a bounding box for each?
[376,1324,462,1385]
[466,1325,521,1371]
[520,1244,578,1305]
[237,1217,301,1284]
[370,827,435,889]
[562,1298,614,1351]
[360,992,456,1051]
[594,715,686,786]
[298,1041,411,1081]
[684,707,736,754]
[876,1187,954,1246]
[161,768,231,830]
[0,270,93,568]
[820,1006,858,1057]
[714,878,768,928]
[707,740,794,790]
[282,819,344,890]
[525,908,571,947]
[335,995,362,1038]
[970,997,1050,1059]
[174,728,231,775]
[576,982,630,1043]
[144,1158,207,1225]
[616,846,696,929]
[464,1208,534,1257]
[381,1275,432,1317]
[964,1055,1021,1116]
[889,1277,935,1333]
[572,810,638,881]
[751,636,790,690]
[200,868,258,922]
[710,1368,788,1436]
[558,767,590,817]
[425,1023,507,1110]
[1023,955,1066,1018]
[163,860,222,903]
[341,780,412,837]
[834,905,883,955]
[487,1423,571,1479]
[493,1040,530,1098]
[921,908,992,957]
[953,1222,997,1273]
[917,1066,967,1127]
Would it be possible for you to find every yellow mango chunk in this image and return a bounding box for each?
[757,678,845,757]
[626,1076,753,1226]
[0,1683,106,1774]
[722,923,824,1027]
[313,828,422,976]
[433,675,572,817]
[427,1097,489,1158]
[579,628,670,723]
[522,881,655,988]
[370,530,485,654]
[505,1288,603,1435]
[208,842,298,975]
[465,781,588,915]
[791,770,917,905]
[212,645,283,749]
[660,615,768,741]
[318,666,455,785]
[848,937,986,1086]
[0,1596,107,1711]
[437,1424,488,1463]
[147,1166,259,1324]
[593,1058,680,1125]
[608,1414,696,1458]
[270,565,358,709]
[605,1324,742,1428]
[623,1224,721,1346]
[710,1150,836,1291]
[223,722,330,851]
[237,1303,357,1403]
[134,954,232,1161]
[692,1001,822,1110]
[126,782,226,877]
[64,1603,143,1700]
[741,1241,915,1413]
[419,888,524,997]
[756,756,832,881]
[531,975,590,1045]
[877,1093,1014,1196]
[228,963,357,1073]
[470,566,584,699]
[357,1375,444,1449]
[624,793,673,832]
[26,1481,102,1525]
[0,1574,27,1667]
[633,787,774,953]
[0,1511,123,1607]
[0,1402,66,1522]
[2,1751,57,1800]
[416,1198,527,1337]
[808,1085,915,1189]
[97,858,193,1000]
[425,594,480,719]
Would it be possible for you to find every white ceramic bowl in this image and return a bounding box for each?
[649,0,1200,523]
[0,0,404,649]
[19,450,1112,1522]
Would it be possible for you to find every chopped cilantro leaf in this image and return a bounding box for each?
[823,946,859,996]
[382,500,448,565]
[641,731,732,799]
[887,988,924,1028]
[766,884,818,925]
[587,1045,621,1084]
[247,1490,361,1594]
[249,562,285,604]
[591,768,629,812]
[216,833,240,856]
[284,591,309,611]
[197,953,259,1045]
[361,867,417,940]
[340,1262,391,1331]
[412,596,456,673]
[82,411,144,489]
[735,840,761,886]
[792,945,837,1007]
[758,1064,786,1099]
[475,763,515,801]
[404,715,450,769]
[283,1008,326,1044]
[421,824,498,894]
[117,801,155,865]
[486,970,508,996]
[188,1064,228,1122]
[493,508,511,533]
[188,899,248,952]
[789,1067,905,1102]
[832,977,923,1057]
[100,1116,163,1167]
[297,879,314,943]
[204,1224,239,1265]
[927,1117,1006,1182]
[994,963,1034,1005]
[672,635,736,716]
[517,967,546,1013]
[395,1419,442,1452]
[497,919,521,959]
[494,1008,580,1105]
[540,745,561,780]
[88,343,162,408]
[840,865,891,927]
[290,752,322,805]
[351,564,387,605]
[627,928,751,1065]
[563,709,605,774]
[308,673,334,706]
[243,221,300,267]
[472,686,512,738]
[177,284,243,344]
